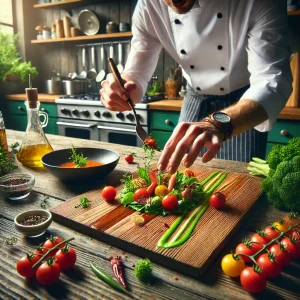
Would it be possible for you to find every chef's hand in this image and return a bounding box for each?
[157,121,224,174]
[100,73,141,111]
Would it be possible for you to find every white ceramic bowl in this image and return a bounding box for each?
[14,209,52,237]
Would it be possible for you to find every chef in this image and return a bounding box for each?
[100,0,292,174]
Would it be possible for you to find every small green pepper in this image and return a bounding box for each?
[121,192,135,206]
[151,196,162,208]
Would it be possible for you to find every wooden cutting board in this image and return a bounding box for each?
[50,165,262,277]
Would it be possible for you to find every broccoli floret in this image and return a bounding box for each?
[267,144,283,170]
[134,258,153,282]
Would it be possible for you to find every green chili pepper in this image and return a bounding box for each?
[90,262,132,297]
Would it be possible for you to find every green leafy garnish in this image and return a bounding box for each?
[0,139,17,176]
[70,145,87,168]
[75,197,91,208]
[134,258,153,283]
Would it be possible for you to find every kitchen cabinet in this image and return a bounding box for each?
[4,100,58,135]
[149,110,179,149]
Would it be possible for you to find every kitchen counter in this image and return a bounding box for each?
[5,93,64,103]
[1,129,299,300]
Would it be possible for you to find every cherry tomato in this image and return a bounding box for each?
[240,267,267,293]
[101,186,117,202]
[36,259,61,286]
[280,237,298,259]
[162,195,178,211]
[269,243,292,267]
[144,137,157,148]
[54,246,77,271]
[16,253,40,278]
[256,253,281,278]
[221,254,245,277]
[263,226,280,242]
[250,232,269,251]
[289,231,300,257]
[235,241,259,264]
[124,152,136,164]
[283,214,300,229]
[133,188,150,204]
[209,192,226,209]
[154,185,169,197]
[272,220,289,232]
[42,236,65,257]
[183,169,195,177]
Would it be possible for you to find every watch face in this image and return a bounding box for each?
[213,112,230,123]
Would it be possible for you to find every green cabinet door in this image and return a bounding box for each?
[43,118,57,135]
[6,115,27,131]
[151,130,173,150]
[268,120,300,144]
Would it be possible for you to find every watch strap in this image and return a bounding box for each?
[203,114,233,141]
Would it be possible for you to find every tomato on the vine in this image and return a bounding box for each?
[124,152,136,164]
[101,186,117,202]
[263,225,280,242]
[283,213,300,229]
[272,220,289,232]
[256,253,281,278]
[54,245,77,270]
[162,195,178,211]
[250,232,269,250]
[36,258,61,286]
[42,236,65,257]
[133,188,150,204]
[240,266,267,293]
[269,243,292,267]
[280,237,298,259]
[235,241,259,264]
[209,192,226,209]
[16,253,40,278]
[221,253,245,277]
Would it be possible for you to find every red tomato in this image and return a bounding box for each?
[269,243,292,267]
[133,188,150,204]
[256,253,281,278]
[16,253,40,278]
[183,169,195,177]
[280,237,298,259]
[283,214,300,229]
[101,186,117,202]
[144,137,157,148]
[54,246,77,271]
[240,267,267,293]
[43,236,65,257]
[124,152,136,164]
[209,192,226,209]
[235,241,259,264]
[36,260,61,286]
[289,231,300,257]
[250,233,269,251]
[162,195,178,211]
[263,226,280,242]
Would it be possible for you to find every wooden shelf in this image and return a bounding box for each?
[288,10,300,16]
[31,32,132,44]
[33,0,84,9]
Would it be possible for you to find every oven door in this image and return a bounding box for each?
[57,119,99,140]
[98,122,148,147]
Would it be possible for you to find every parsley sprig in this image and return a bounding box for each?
[75,197,91,208]
[70,146,87,168]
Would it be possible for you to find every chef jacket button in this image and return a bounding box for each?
[190,65,195,69]
[180,49,186,54]
[220,67,225,71]
[196,87,201,91]
[220,87,224,91]
[217,13,223,18]
[217,45,223,50]
[175,19,181,24]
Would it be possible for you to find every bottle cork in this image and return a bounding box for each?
[26,88,38,109]
[63,16,71,38]
[55,19,64,38]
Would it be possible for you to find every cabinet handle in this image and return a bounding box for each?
[280,130,289,136]
[18,106,23,111]
[165,119,171,125]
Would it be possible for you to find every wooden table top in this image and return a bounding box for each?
[1,130,299,300]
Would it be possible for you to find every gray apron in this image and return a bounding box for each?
[179,85,268,162]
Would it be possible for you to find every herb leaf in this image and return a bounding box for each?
[70,146,87,168]
[0,139,17,176]
[75,197,91,208]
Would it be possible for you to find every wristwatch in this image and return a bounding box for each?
[203,112,233,141]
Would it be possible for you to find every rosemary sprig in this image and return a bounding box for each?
[70,145,87,168]
[75,197,91,208]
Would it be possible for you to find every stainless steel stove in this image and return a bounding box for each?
[55,94,149,147]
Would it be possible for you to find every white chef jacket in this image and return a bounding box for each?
[122,0,292,131]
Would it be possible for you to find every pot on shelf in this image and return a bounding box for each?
[62,80,88,95]
[45,80,63,94]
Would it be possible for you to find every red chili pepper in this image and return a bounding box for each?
[110,256,127,289]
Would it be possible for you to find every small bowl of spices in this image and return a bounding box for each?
[14,209,52,237]
[0,173,35,200]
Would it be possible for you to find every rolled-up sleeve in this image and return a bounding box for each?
[122,0,163,96]
[240,0,293,132]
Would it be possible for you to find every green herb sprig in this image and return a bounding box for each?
[70,146,87,168]
[75,197,91,209]
[0,141,17,176]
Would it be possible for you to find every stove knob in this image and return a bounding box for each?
[72,109,79,116]
[60,108,69,114]
[126,113,135,121]
[116,112,124,120]
[81,110,90,117]
[102,111,112,118]
[94,111,101,118]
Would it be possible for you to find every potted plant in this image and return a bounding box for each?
[0,31,38,94]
